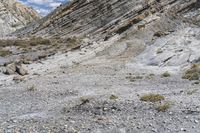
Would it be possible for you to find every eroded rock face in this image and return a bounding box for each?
[0,0,40,37]
[12,0,200,38]
[10,0,200,68]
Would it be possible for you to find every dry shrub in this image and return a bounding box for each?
[182,64,200,80]
[140,93,165,102]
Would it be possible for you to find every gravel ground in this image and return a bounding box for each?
[0,30,200,132]
[0,47,200,133]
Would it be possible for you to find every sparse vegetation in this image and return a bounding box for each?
[154,31,167,37]
[29,37,51,46]
[140,93,165,102]
[149,73,155,77]
[66,37,82,49]
[126,75,143,82]
[193,80,200,85]
[27,85,36,91]
[187,89,198,95]
[156,103,171,112]
[109,94,118,100]
[0,49,12,57]
[146,73,155,79]
[182,64,200,80]
[0,37,56,48]
[80,97,90,105]
[161,72,171,78]
[193,81,200,84]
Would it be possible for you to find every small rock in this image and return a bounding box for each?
[181,128,186,132]
[194,120,199,123]
[151,129,157,133]
[103,107,108,111]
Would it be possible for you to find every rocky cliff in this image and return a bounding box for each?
[12,0,200,39]
[8,0,200,67]
[0,0,40,37]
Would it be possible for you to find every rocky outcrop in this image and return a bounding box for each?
[0,0,40,37]
[3,62,28,76]
[10,0,200,67]
[12,0,200,39]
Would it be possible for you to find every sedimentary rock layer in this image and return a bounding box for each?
[0,0,40,37]
[12,0,200,38]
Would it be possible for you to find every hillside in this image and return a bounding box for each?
[0,0,40,37]
[1,0,200,132]
[13,0,200,39]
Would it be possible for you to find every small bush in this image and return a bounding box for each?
[80,97,90,105]
[109,95,118,100]
[126,75,143,82]
[156,103,170,112]
[149,74,155,77]
[187,89,198,95]
[65,37,82,49]
[182,64,200,80]
[0,49,12,57]
[27,85,36,91]
[140,93,165,102]
[161,72,171,78]
[193,81,200,84]
[146,73,155,79]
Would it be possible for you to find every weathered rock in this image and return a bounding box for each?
[3,63,28,76]
[0,0,40,37]
[12,0,200,40]
[3,63,16,75]
[16,65,28,76]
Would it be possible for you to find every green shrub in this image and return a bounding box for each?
[161,72,171,78]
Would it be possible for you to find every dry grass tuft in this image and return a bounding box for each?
[140,93,165,102]
[80,97,90,105]
[187,89,198,95]
[182,64,200,80]
[27,85,36,91]
[109,95,119,100]
[156,103,171,112]
[126,75,143,82]
[0,49,12,57]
